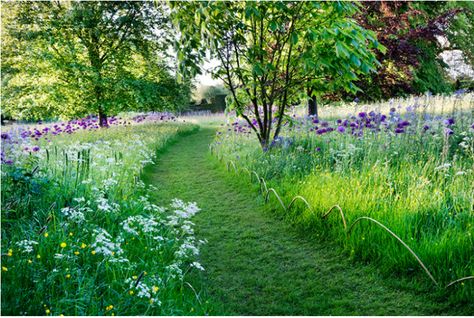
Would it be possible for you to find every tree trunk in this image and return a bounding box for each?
[98,107,108,127]
[308,94,318,117]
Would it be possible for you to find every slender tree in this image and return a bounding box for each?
[171,1,382,148]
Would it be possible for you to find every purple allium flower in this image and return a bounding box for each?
[312,119,320,124]
[423,125,430,131]
[358,112,367,118]
[390,108,396,113]
[321,121,329,127]
[443,118,455,126]
[316,128,327,135]
[1,133,9,140]
[336,119,342,124]
[397,120,410,128]
[395,128,405,134]
[444,128,454,136]
[380,115,387,122]
[32,146,40,152]
[315,147,321,152]
[337,126,346,133]
[354,97,360,103]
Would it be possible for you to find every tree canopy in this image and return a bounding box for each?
[1,1,191,124]
[171,1,382,148]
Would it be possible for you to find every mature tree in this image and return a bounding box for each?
[171,1,381,148]
[2,1,190,124]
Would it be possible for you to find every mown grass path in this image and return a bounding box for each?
[143,126,460,315]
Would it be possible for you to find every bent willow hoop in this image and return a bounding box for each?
[322,205,347,230]
[347,216,438,286]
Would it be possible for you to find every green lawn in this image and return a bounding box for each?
[143,125,471,315]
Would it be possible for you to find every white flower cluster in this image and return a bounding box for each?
[167,199,200,226]
[125,276,162,307]
[90,228,124,257]
[96,194,120,214]
[121,215,159,236]
[16,240,38,253]
[61,206,86,224]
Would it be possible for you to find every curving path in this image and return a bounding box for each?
[144,126,462,315]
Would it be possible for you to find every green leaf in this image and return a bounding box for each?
[335,42,349,58]
[291,32,298,45]
[253,63,264,76]
[350,54,361,67]
[269,21,278,32]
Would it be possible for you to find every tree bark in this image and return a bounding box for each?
[98,106,108,127]
[308,94,318,117]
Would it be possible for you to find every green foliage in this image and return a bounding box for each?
[145,127,463,315]
[213,94,474,304]
[1,2,191,122]
[412,42,453,95]
[1,123,213,315]
[171,1,381,147]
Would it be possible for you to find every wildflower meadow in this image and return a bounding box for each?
[1,116,211,315]
[2,0,474,316]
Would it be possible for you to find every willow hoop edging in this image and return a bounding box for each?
[288,195,312,211]
[322,205,347,230]
[265,188,287,211]
[260,177,268,195]
[348,216,439,286]
[250,171,261,183]
[219,158,471,290]
[445,276,474,288]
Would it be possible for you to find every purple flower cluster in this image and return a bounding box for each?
[1,112,177,165]
[225,107,473,143]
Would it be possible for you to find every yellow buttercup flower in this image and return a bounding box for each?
[105,305,114,311]
[37,254,41,259]
[132,275,138,280]
[69,232,73,236]
[74,251,80,255]
[65,274,71,279]
[44,232,49,238]
[81,243,87,249]
[129,290,134,295]
[152,286,159,293]
[45,309,50,314]
[28,259,33,264]
[60,242,67,248]
[2,266,8,272]
[91,250,96,255]
[7,249,13,256]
